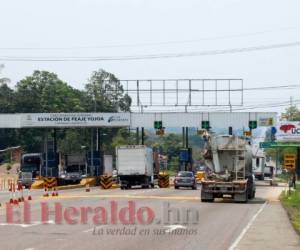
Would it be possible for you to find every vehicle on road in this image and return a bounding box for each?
[116,145,155,189]
[60,153,86,184]
[18,153,42,188]
[253,156,265,180]
[264,165,274,178]
[201,134,256,203]
[174,171,197,189]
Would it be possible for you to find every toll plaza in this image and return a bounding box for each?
[0,112,276,178]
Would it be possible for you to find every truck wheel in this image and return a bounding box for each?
[242,191,249,203]
[150,183,155,188]
[201,198,214,202]
[175,186,179,189]
[192,185,197,190]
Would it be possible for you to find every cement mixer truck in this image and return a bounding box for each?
[201,134,255,203]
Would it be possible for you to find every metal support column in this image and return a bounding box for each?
[90,128,94,177]
[136,127,140,145]
[182,127,185,148]
[141,127,145,145]
[185,127,189,148]
[44,129,48,177]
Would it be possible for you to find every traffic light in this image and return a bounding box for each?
[201,121,210,130]
[249,120,257,130]
[156,128,165,136]
[244,131,252,137]
[154,121,163,129]
[197,129,206,135]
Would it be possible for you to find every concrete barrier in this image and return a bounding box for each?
[80,177,96,186]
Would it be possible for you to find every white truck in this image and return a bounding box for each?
[201,135,256,203]
[116,145,154,189]
[252,146,266,180]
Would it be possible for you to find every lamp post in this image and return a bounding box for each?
[81,145,87,176]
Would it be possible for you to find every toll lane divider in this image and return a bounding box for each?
[100,175,113,189]
[158,172,170,188]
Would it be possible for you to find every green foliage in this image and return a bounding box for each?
[0,68,132,154]
[14,70,85,113]
[281,186,300,233]
[85,69,131,112]
[281,105,300,121]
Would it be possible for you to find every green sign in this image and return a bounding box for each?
[154,121,162,129]
[259,142,277,148]
[249,120,257,129]
[259,142,300,148]
[201,121,210,130]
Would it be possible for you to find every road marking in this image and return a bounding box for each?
[83,225,105,233]
[24,248,35,250]
[0,220,55,228]
[49,194,200,202]
[228,201,267,250]
[164,224,187,233]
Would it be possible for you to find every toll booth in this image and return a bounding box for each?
[42,151,59,177]
[179,148,193,172]
[87,151,104,177]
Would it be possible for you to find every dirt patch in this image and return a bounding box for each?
[0,163,19,180]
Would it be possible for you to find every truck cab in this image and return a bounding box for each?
[18,153,42,188]
[60,153,86,184]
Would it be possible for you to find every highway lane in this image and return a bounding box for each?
[0,181,284,250]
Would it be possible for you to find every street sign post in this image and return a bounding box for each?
[284,154,296,171]
[259,142,277,148]
[259,142,300,148]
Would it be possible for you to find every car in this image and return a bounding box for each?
[174,171,197,190]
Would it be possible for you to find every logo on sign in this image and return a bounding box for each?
[108,116,128,123]
[279,124,296,133]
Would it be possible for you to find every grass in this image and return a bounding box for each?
[276,173,289,183]
[280,185,300,234]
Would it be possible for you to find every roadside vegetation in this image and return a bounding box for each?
[281,186,300,234]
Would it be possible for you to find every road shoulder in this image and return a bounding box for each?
[235,200,300,250]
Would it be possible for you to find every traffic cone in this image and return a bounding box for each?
[52,187,58,197]
[21,187,25,202]
[12,183,18,205]
[86,184,90,192]
[8,182,13,204]
[43,188,49,197]
[9,187,13,204]
[18,186,24,202]
[13,191,18,205]
[28,188,32,201]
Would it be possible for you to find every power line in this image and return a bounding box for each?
[244,84,300,91]
[1,25,300,50]
[1,41,300,62]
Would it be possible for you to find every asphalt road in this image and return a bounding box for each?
[0,181,284,250]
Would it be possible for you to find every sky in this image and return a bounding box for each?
[1,0,300,114]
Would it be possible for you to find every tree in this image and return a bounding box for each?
[85,69,131,112]
[0,65,17,149]
[281,105,300,121]
[15,70,86,113]
[0,64,10,85]
[0,64,14,113]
